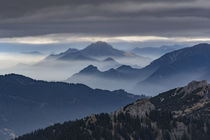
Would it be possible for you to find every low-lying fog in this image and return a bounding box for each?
[1,41,207,96]
[0,52,152,81]
[0,53,46,69]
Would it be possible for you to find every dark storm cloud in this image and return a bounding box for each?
[0,0,209,38]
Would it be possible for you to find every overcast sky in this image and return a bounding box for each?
[0,0,209,80]
[0,0,209,43]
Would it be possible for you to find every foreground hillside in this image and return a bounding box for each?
[0,74,141,140]
[16,80,210,140]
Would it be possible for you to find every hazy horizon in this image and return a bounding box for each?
[1,0,210,139]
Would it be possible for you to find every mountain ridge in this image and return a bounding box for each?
[135,43,210,94]
[46,41,136,61]
[0,73,142,140]
[15,80,210,140]
[67,43,210,94]
[131,44,185,57]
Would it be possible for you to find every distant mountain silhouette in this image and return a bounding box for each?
[68,43,210,95]
[79,65,100,74]
[131,44,185,57]
[79,41,136,57]
[67,64,143,91]
[0,74,142,140]
[135,43,210,94]
[116,65,142,75]
[21,51,43,55]
[68,63,147,82]
[68,65,123,79]
[46,47,96,61]
[101,57,121,70]
[103,57,116,62]
[30,42,148,80]
[46,41,136,61]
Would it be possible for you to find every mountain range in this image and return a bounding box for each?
[46,41,136,61]
[0,74,142,140]
[67,43,210,95]
[67,64,144,91]
[1,42,210,140]
[24,41,148,80]
[16,80,210,140]
[131,44,185,58]
[136,43,210,94]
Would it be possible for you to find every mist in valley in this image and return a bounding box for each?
[1,0,210,139]
[1,42,210,140]
[0,42,210,97]
[0,43,153,82]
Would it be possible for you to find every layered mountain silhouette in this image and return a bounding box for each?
[67,64,144,91]
[77,41,135,57]
[16,80,210,140]
[101,57,121,70]
[67,43,210,95]
[0,74,142,140]
[135,43,210,94]
[70,65,126,79]
[27,42,141,80]
[30,41,141,80]
[46,41,136,61]
[46,47,96,61]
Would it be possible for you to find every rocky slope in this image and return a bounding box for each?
[16,80,210,140]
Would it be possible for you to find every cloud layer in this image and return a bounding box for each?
[0,0,209,38]
[1,34,210,45]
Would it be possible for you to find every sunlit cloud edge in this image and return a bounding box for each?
[0,34,210,45]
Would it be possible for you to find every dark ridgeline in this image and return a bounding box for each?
[0,74,142,140]
[16,80,210,140]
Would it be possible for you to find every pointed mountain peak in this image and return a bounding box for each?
[103,57,115,62]
[65,48,79,53]
[80,65,99,73]
[85,41,113,49]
